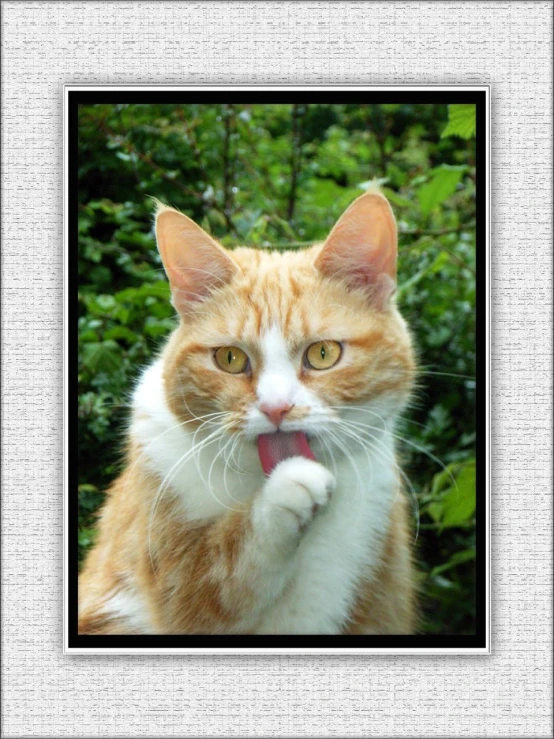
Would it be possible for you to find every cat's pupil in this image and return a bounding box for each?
[321,346,326,359]
[227,350,233,364]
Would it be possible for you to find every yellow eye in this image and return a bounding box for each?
[305,341,342,370]
[214,346,249,374]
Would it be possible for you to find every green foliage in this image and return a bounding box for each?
[426,461,476,531]
[78,102,478,634]
[441,104,477,140]
[417,164,466,216]
[417,461,477,634]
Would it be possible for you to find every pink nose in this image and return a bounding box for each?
[260,402,292,428]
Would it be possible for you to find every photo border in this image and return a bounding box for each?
[64,85,490,655]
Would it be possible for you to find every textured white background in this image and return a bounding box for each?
[1,1,552,737]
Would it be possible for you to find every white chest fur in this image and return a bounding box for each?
[254,448,397,634]
[130,359,398,634]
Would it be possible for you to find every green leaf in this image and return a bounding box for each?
[427,325,452,348]
[381,187,412,208]
[427,461,476,529]
[78,484,98,494]
[81,340,121,373]
[441,104,476,139]
[103,326,140,343]
[431,548,475,577]
[417,165,465,216]
[79,329,99,343]
[78,214,92,234]
[78,526,99,554]
[89,265,112,286]
[144,316,175,337]
[441,463,476,527]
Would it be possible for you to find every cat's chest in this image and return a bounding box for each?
[131,365,399,634]
[254,452,397,634]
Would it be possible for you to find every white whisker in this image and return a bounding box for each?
[123,411,228,500]
[322,425,366,510]
[147,423,226,571]
[342,412,457,492]
[206,430,245,513]
[331,418,420,541]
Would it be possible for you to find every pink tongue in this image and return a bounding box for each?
[257,431,316,476]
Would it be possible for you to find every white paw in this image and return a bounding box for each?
[253,457,335,544]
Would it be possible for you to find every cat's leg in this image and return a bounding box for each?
[251,456,335,559]
[150,457,335,634]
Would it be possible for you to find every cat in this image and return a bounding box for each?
[78,189,417,635]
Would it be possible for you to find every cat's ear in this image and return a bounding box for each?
[155,204,237,313]
[314,191,397,309]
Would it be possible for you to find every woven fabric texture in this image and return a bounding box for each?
[1,2,552,737]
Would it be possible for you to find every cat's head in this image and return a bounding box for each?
[155,191,415,463]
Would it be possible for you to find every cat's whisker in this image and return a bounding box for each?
[122,411,228,502]
[206,430,245,513]
[224,432,252,476]
[149,420,224,514]
[175,393,226,426]
[418,372,475,381]
[189,416,228,486]
[334,421,412,528]
[147,430,225,571]
[317,433,338,480]
[221,432,252,501]
[328,404,389,428]
[334,415,440,541]
[398,417,428,431]
[337,420,378,500]
[221,436,239,504]
[333,403,439,461]
[221,432,238,472]
[401,399,426,412]
[417,365,475,381]
[147,423,227,571]
[333,419,420,541]
[341,412,457,492]
[227,433,246,474]
[322,425,367,509]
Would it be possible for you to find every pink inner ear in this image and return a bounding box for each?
[315,192,398,308]
[156,208,237,311]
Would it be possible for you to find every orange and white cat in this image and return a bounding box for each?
[78,190,417,635]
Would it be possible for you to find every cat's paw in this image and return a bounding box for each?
[253,457,335,546]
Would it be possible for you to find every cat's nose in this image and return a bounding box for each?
[260,402,293,428]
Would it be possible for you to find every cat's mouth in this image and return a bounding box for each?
[257,431,316,476]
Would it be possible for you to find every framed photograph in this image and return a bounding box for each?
[65,85,489,654]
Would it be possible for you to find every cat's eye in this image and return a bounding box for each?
[214,346,249,374]
[305,341,342,370]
